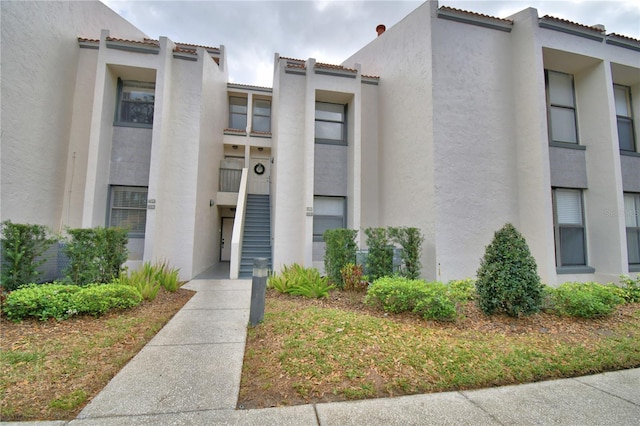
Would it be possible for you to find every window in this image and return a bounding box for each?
[315,102,346,145]
[313,196,346,241]
[229,97,247,130]
[109,186,148,237]
[553,188,587,267]
[252,99,271,133]
[625,193,640,267]
[116,79,155,126]
[545,70,578,144]
[614,85,636,152]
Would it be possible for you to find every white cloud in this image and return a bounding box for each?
[100,0,639,86]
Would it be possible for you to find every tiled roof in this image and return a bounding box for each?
[175,42,220,51]
[279,56,305,62]
[438,6,513,24]
[106,36,160,46]
[228,82,273,91]
[315,62,357,73]
[286,63,306,70]
[78,37,99,43]
[174,46,197,54]
[223,128,246,134]
[607,33,640,43]
[362,74,380,79]
[540,15,604,34]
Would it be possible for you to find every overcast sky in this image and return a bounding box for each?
[100,0,640,86]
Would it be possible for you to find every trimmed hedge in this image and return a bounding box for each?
[365,277,457,321]
[3,283,142,322]
[548,282,625,318]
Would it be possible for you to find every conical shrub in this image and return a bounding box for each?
[476,223,543,317]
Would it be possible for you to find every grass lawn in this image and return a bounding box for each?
[0,287,195,421]
[238,289,640,408]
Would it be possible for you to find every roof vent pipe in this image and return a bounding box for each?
[376,24,386,36]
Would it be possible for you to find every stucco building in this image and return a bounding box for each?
[2,1,639,285]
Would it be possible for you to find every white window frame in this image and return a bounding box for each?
[625,193,640,269]
[229,96,248,131]
[108,186,148,238]
[313,196,346,241]
[614,84,636,153]
[553,188,589,269]
[252,99,271,133]
[545,70,579,146]
[315,102,347,145]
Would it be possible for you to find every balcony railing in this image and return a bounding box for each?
[219,167,242,192]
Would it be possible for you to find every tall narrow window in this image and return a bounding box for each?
[315,102,346,145]
[229,97,247,130]
[109,186,148,237]
[614,85,636,152]
[116,80,155,126]
[625,193,640,268]
[252,99,271,133]
[545,70,578,145]
[553,188,587,267]
[313,196,346,241]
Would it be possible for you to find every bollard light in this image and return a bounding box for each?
[249,258,268,326]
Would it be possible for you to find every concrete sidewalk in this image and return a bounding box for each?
[4,277,639,425]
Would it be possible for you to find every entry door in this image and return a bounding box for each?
[220,217,233,261]
[249,157,270,194]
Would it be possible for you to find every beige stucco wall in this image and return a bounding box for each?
[1,1,147,231]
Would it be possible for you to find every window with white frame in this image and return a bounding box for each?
[625,193,640,267]
[614,85,636,152]
[229,97,247,130]
[116,80,155,126]
[252,99,271,133]
[545,70,578,145]
[315,102,346,145]
[553,188,587,267]
[109,186,148,237]
[313,196,346,241]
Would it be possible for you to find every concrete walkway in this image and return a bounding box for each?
[4,276,639,425]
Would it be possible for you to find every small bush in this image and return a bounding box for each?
[72,284,142,316]
[365,277,457,321]
[323,229,358,289]
[549,282,625,318]
[1,221,56,292]
[3,283,142,321]
[364,227,394,282]
[117,262,162,301]
[389,227,424,279]
[63,227,128,286]
[476,223,544,317]
[341,263,368,293]
[447,278,476,302]
[619,274,640,303]
[157,260,181,292]
[268,264,334,298]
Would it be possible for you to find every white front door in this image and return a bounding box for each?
[220,217,233,261]
[249,157,270,194]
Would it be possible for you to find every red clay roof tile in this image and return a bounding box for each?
[438,6,513,24]
[541,15,604,33]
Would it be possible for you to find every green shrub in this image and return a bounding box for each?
[447,278,476,302]
[72,284,142,316]
[341,263,368,293]
[2,283,142,321]
[323,229,358,289]
[389,227,424,279]
[619,274,640,303]
[1,221,56,292]
[476,223,544,317]
[549,282,625,318]
[365,277,457,321]
[364,227,394,282]
[63,227,128,286]
[268,263,334,298]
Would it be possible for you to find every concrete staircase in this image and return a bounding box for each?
[239,194,272,278]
